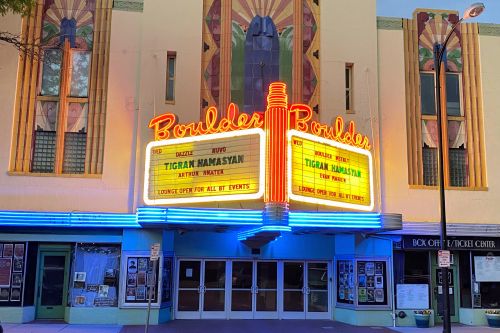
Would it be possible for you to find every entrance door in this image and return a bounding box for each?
[176,260,227,319]
[281,261,331,319]
[36,251,70,319]
[432,254,459,323]
[229,261,278,319]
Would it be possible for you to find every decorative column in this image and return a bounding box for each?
[264,82,290,225]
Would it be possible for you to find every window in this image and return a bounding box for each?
[345,63,353,113]
[404,11,486,189]
[419,72,467,187]
[10,0,112,175]
[165,52,176,103]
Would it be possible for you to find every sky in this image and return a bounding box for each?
[377,0,499,24]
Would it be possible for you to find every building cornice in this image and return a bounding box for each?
[377,17,403,30]
[113,0,144,12]
[479,23,500,36]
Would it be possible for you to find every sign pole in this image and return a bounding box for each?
[145,243,160,333]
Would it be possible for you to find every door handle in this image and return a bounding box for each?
[306,287,311,295]
[198,286,202,293]
[255,286,259,294]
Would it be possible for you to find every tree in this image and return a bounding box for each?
[0,0,35,16]
[1,0,39,57]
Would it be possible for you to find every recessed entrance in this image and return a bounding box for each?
[175,259,331,319]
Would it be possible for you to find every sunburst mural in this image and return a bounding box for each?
[231,0,293,31]
[42,0,95,50]
[417,11,462,72]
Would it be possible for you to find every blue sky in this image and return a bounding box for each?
[377,0,499,23]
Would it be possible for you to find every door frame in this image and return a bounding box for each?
[279,261,332,320]
[175,259,229,319]
[431,252,460,323]
[35,245,71,320]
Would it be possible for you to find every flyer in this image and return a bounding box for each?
[11,273,22,287]
[375,262,384,275]
[0,288,9,301]
[12,259,23,273]
[375,275,384,288]
[358,262,366,275]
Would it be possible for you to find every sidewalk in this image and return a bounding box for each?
[1,321,497,333]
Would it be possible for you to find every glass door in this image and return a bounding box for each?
[306,262,330,319]
[255,261,278,319]
[36,251,70,319]
[176,260,202,319]
[281,261,305,319]
[201,260,226,319]
[230,261,253,318]
[431,253,460,324]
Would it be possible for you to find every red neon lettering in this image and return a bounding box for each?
[148,103,264,139]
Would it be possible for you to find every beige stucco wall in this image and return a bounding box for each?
[378,25,500,224]
[321,0,381,211]
[0,9,142,213]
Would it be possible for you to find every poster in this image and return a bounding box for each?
[375,288,385,303]
[375,262,383,275]
[358,288,367,302]
[136,285,146,300]
[137,272,146,285]
[13,244,24,259]
[375,275,384,288]
[138,258,148,272]
[365,262,375,276]
[367,288,375,302]
[0,258,12,287]
[127,273,137,286]
[367,275,375,288]
[358,262,366,275]
[126,287,136,301]
[2,244,13,258]
[0,288,9,301]
[358,275,366,287]
[11,273,22,287]
[75,295,86,305]
[12,258,23,272]
[98,285,109,298]
[127,258,138,274]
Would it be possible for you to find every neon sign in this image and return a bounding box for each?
[146,82,374,211]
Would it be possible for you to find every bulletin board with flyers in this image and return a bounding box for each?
[121,254,162,307]
[336,257,391,309]
[0,242,27,306]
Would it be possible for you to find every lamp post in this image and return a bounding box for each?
[432,3,485,333]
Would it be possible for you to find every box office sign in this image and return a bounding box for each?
[144,128,265,205]
[288,130,373,211]
[400,236,500,250]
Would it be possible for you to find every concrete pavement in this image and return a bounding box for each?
[1,321,497,333]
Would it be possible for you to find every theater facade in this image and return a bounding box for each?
[1,0,500,328]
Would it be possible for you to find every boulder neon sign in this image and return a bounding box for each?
[146,82,373,210]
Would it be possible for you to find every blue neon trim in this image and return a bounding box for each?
[237,225,291,241]
[0,210,140,228]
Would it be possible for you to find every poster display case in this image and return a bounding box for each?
[119,252,173,308]
[336,257,391,309]
[0,242,27,306]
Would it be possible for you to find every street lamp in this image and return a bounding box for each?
[433,3,485,333]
